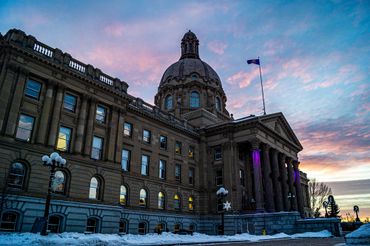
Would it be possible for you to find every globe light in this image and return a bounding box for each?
[42,155,50,162]
[50,152,59,161]
[61,158,67,166]
[55,156,62,163]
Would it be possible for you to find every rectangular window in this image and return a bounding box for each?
[143,129,151,144]
[123,122,132,137]
[24,79,42,100]
[188,145,194,159]
[214,146,222,160]
[141,154,149,176]
[121,149,130,171]
[15,114,35,142]
[91,136,103,160]
[159,159,166,179]
[240,169,245,186]
[96,105,106,123]
[175,141,182,155]
[189,168,194,185]
[56,126,72,152]
[215,170,223,186]
[63,93,77,112]
[175,164,181,182]
[159,135,167,150]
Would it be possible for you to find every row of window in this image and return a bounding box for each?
[163,92,222,111]
[0,211,196,234]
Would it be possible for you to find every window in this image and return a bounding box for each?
[190,91,200,108]
[189,224,195,232]
[63,93,77,112]
[89,177,101,200]
[175,141,182,155]
[138,222,147,235]
[120,185,127,205]
[7,162,26,189]
[189,168,194,185]
[174,224,181,232]
[56,126,72,152]
[214,146,222,160]
[121,149,130,171]
[188,196,194,211]
[159,135,167,150]
[159,160,166,179]
[158,192,165,210]
[215,170,223,186]
[188,146,194,159]
[95,105,106,123]
[0,212,18,231]
[123,122,132,137]
[143,129,151,144]
[175,164,181,182]
[52,170,66,194]
[15,114,35,142]
[141,154,149,176]
[156,223,166,233]
[215,97,221,111]
[139,189,147,207]
[119,219,128,233]
[174,194,181,210]
[240,169,245,186]
[86,217,99,233]
[48,215,62,233]
[24,79,41,100]
[165,95,173,110]
[91,136,103,160]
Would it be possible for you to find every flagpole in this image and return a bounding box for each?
[258,56,266,115]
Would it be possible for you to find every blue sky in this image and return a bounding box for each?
[1,0,369,215]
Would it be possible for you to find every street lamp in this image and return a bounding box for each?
[354,205,360,222]
[287,192,295,211]
[323,201,329,218]
[40,152,67,236]
[216,187,229,235]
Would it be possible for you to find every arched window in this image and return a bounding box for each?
[0,212,18,231]
[156,223,166,233]
[174,223,181,232]
[189,224,196,232]
[174,194,181,210]
[190,91,200,108]
[52,171,66,194]
[7,162,26,189]
[188,196,194,211]
[215,97,221,111]
[119,219,128,234]
[89,177,101,200]
[86,217,99,233]
[120,185,127,205]
[139,189,147,207]
[165,95,173,110]
[158,192,165,210]
[138,221,147,235]
[48,215,62,233]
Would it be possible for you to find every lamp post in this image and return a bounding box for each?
[287,192,295,211]
[40,152,67,236]
[354,205,360,222]
[216,187,229,235]
[323,201,329,218]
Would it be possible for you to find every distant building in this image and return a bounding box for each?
[0,29,321,235]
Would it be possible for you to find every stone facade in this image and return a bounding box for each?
[0,29,339,235]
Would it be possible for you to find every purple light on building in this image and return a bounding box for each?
[294,169,300,184]
[252,149,260,168]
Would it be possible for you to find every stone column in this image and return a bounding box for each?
[74,95,88,154]
[251,140,264,211]
[4,69,28,137]
[107,106,119,161]
[115,108,125,163]
[278,153,289,211]
[286,158,297,211]
[222,141,237,211]
[262,144,275,212]
[47,85,64,147]
[83,98,96,156]
[36,82,54,144]
[293,161,304,216]
[270,149,283,211]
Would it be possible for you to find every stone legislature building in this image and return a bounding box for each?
[0,29,340,235]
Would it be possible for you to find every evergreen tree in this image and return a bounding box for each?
[327,195,340,217]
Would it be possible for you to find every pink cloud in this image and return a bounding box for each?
[226,70,260,88]
[104,23,125,37]
[207,40,227,55]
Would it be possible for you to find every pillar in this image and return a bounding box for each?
[278,153,289,211]
[293,161,305,216]
[222,141,237,211]
[270,149,283,211]
[36,82,54,144]
[115,108,125,163]
[47,85,64,146]
[0,65,18,133]
[107,106,119,161]
[262,144,275,212]
[83,98,96,156]
[74,95,88,154]
[287,158,297,211]
[251,141,264,211]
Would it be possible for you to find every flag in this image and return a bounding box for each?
[247,59,260,65]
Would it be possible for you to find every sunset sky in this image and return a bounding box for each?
[1,1,369,218]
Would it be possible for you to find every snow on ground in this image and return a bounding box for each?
[346,223,370,238]
[0,230,332,246]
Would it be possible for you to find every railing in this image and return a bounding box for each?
[69,59,86,73]
[99,74,113,86]
[33,43,53,57]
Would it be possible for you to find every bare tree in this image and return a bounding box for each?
[308,179,332,217]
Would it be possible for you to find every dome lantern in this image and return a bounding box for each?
[180,30,199,59]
